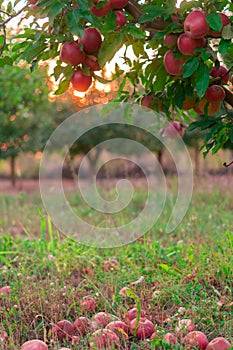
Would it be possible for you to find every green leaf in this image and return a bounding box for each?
[127,25,145,39]
[54,79,70,95]
[23,42,47,62]
[219,39,231,56]
[48,2,64,24]
[195,63,210,98]
[132,41,146,57]
[66,9,84,37]
[139,6,172,23]
[98,32,126,68]
[183,56,199,78]
[222,25,233,40]
[206,13,222,31]
[0,56,13,67]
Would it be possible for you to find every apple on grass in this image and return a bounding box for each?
[51,320,74,341]
[106,320,129,338]
[103,259,120,271]
[182,331,209,349]
[74,317,92,336]
[20,340,48,350]
[129,318,155,340]
[0,285,11,295]
[125,308,146,324]
[90,329,119,349]
[184,9,209,39]
[93,312,112,328]
[206,337,232,350]
[60,42,85,66]
[177,33,205,55]
[71,69,92,92]
[80,297,97,313]
[163,50,185,75]
[163,332,177,345]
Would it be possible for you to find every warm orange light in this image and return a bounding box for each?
[10,115,16,121]
[35,151,43,159]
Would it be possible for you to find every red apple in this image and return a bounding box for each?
[209,13,229,37]
[90,329,119,349]
[206,337,232,350]
[130,318,155,340]
[93,312,112,328]
[182,331,209,349]
[110,0,128,9]
[205,85,226,102]
[106,321,129,336]
[81,27,102,54]
[51,320,74,341]
[85,55,101,71]
[176,319,196,334]
[184,10,209,39]
[163,50,185,75]
[0,286,11,295]
[125,308,146,324]
[141,95,154,109]
[28,0,37,4]
[0,330,8,343]
[210,66,229,84]
[103,259,120,271]
[119,286,131,296]
[20,340,48,350]
[60,42,85,66]
[164,121,184,138]
[163,333,177,345]
[90,1,112,17]
[71,69,92,92]
[115,11,127,29]
[177,33,205,55]
[150,332,158,341]
[74,317,92,336]
[80,297,97,313]
[164,34,178,48]
[194,99,220,116]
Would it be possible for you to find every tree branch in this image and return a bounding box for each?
[223,87,233,108]
[0,5,28,27]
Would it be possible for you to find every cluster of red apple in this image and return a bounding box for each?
[163,9,230,116]
[59,0,128,93]
[19,297,232,350]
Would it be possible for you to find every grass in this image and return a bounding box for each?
[0,178,233,349]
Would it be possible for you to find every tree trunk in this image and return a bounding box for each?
[10,156,16,187]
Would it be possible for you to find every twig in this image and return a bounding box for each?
[0,5,28,27]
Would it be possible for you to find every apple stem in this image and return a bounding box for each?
[223,160,233,167]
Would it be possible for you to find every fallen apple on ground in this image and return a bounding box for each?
[182,331,209,349]
[20,339,48,350]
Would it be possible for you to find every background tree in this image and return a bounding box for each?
[0,0,233,159]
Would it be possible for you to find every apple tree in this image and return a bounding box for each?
[0,0,233,158]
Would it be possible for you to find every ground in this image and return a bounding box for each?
[0,175,232,349]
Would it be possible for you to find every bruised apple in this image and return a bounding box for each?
[74,317,92,336]
[60,42,85,66]
[71,69,92,92]
[184,10,209,39]
[164,50,185,75]
[20,340,48,350]
[125,308,146,324]
[163,333,177,345]
[51,320,74,341]
[182,331,209,349]
[130,318,155,339]
[93,312,112,328]
[80,297,97,313]
[106,320,129,337]
[206,337,232,350]
[90,329,119,349]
